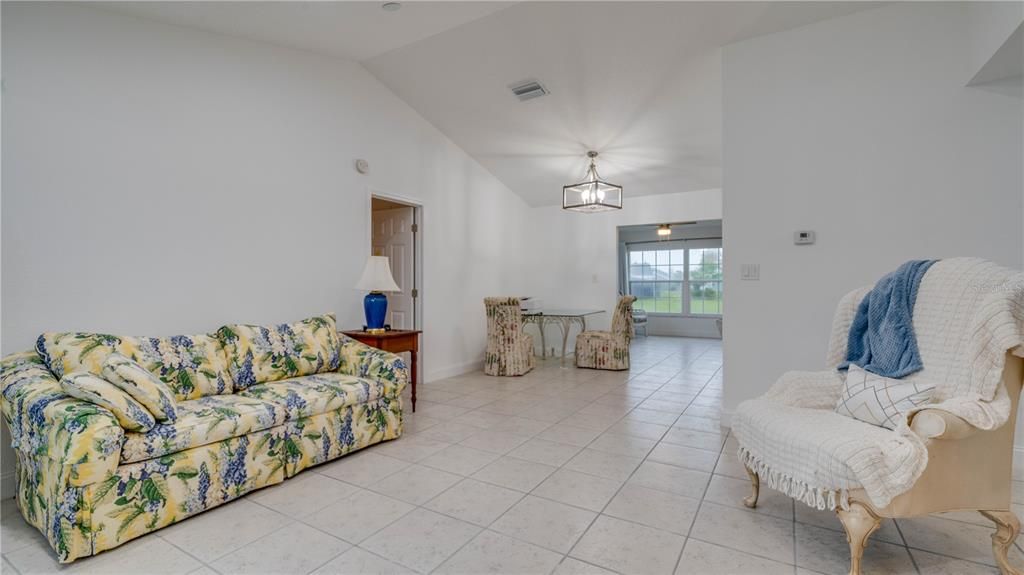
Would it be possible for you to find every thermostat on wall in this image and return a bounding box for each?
[794,231,815,245]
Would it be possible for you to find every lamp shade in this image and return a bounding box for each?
[354,256,401,292]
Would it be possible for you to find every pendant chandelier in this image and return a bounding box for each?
[562,151,623,212]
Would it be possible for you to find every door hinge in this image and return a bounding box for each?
[411,288,419,298]
[411,223,418,233]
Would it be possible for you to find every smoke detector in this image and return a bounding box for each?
[509,79,549,102]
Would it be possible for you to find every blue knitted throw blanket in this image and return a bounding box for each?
[840,259,938,378]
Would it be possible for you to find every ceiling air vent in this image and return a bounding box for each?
[509,79,549,102]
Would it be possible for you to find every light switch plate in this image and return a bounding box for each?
[741,264,760,280]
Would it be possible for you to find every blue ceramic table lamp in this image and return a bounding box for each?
[354,255,401,333]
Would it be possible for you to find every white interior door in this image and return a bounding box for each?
[372,205,415,329]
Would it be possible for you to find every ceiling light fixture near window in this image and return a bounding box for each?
[562,151,623,213]
[381,2,402,12]
[657,224,672,237]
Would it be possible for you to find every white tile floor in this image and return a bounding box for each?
[2,336,1023,574]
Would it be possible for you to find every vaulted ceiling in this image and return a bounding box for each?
[98,1,880,206]
[95,1,514,61]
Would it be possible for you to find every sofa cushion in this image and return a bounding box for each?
[217,314,341,390]
[60,372,156,433]
[120,395,285,463]
[237,372,396,420]
[36,332,232,401]
[734,398,918,496]
[102,353,178,422]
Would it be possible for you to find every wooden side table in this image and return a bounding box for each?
[341,329,421,412]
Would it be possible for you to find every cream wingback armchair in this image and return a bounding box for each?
[484,297,535,376]
[575,295,636,371]
[732,259,1024,575]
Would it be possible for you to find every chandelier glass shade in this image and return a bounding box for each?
[562,151,623,212]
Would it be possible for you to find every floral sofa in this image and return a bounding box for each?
[0,313,407,563]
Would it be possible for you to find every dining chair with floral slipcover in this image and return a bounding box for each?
[575,295,636,371]
[484,297,535,376]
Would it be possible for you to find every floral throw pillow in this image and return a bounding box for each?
[102,353,178,422]
[36,332,233,401]
[217,313,341,389]
[60,372,156,432]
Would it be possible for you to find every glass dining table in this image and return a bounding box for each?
[522,309,605,365]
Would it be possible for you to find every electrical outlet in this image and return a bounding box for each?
[741,264,760,280]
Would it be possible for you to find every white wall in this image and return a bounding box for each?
[722,3,1024,423]
[1,3,532,493]
[527,189,722,352]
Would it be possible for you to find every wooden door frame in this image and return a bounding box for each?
[366,188,424,334]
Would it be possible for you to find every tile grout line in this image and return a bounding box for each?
[557,352,711,571]
[441,357,685,571]
[891,517,923,574]
[237,497,357,574]
[459,349,707,572]
[671,369,725,575]
[163,495,301,570]
[362,359,668,574]
[417,357,671,575]
[158,533,227,574]
[255,476,427,572]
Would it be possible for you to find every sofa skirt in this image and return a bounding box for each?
[282,396,404,478]
[13,395,404,563]
[13,443,89,562]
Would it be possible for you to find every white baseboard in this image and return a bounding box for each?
[1,471,14,500]
[425,359,483,383]
[720,409,734,429]
[647,329,720,337]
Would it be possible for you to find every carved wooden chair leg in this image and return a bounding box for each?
[836,502,880,575]
[980,510,1023,575]
[742,465,759,508]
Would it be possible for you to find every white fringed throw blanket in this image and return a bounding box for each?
[732,258,1024,510]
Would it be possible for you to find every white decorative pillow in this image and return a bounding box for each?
[835,365,936,430]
